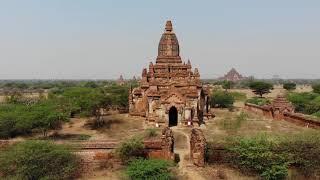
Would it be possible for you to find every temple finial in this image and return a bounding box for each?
[165,20,173,32]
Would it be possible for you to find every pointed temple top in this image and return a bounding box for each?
[165,20,173,32]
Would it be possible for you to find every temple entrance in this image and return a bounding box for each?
[169,107,178,127]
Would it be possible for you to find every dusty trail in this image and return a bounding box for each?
[172,128,206,180]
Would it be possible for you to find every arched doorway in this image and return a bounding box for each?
[169,106,178,127]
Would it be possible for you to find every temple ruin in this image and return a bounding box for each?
[129,20,211,127]
[220,68,246,82]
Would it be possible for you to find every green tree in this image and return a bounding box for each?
[222,80,234,91]
[283,82,296,91]
[312,84,320,94]
[84,81,98,88]
[249,81,273,97]
[210,91,235,108]
[0,141,79,180]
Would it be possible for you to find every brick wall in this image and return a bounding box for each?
[245,103,320,129]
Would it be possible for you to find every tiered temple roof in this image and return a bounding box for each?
[220,68,245,82]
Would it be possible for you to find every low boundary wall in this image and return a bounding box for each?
[0,128,175,171]
[245,103,320,129]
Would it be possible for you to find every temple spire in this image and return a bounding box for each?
[165,20,173,32]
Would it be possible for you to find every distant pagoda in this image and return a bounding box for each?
[117,75,125,86]
[220,68,246,82]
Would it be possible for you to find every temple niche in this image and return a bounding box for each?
[129,20,211,127]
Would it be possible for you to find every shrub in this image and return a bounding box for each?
[283,82,296,91]
[145,128,158,138]
[126,158,173,180]
[222,80,235,91]
[278,132,320,176]
[117,137,144,163]
[206,132,320,179]
[210,91,235,108]
[313,111,320,118]
[0,101,69,138]
[0,140,79,180]
[312,84,320,94]
[261,164,288,180]
[227,135,288,179]
[246,97,270,106]
[229,92,247,101]
[287,92,320,114]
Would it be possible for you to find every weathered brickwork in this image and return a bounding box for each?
[190,128,206,167]
[245,94,320,128]
[0,128,175,171]
[129,21,212,127]
[144,127,175,160]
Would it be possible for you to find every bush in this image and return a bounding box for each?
[246,97,270,106]
[313,111,320,118]
[312,84,320,94]
[287,92,320,115]
[210,91,235,108]
[227,135,288,179]
[145,128,158,138]
[206,132,320,179]
[117,137,144,163]
[283,82,296,91]
[0,101,69,138]
[278,132,320,176]
[261,164,288,180]
[126,158,173,180]
[0,140,79,180]
[229,92,247,101]
[222,80,234,91]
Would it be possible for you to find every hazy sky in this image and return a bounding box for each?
[0,0,319,79]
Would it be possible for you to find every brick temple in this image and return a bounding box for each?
[129,20,211,127]
[220,68,245,82]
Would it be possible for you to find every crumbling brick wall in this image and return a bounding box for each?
[244,103,273,118]
[190,128,206,167]
[144,127,174,160]
[0,127,176,175]
[245,103,320,128]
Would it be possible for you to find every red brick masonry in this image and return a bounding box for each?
[245,103,320,129]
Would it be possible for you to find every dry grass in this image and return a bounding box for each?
[205,108,314,142]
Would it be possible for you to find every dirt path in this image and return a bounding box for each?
[172,128,206,180]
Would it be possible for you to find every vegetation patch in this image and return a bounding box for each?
[116,136,145,163]
[0,101,69,138]
[249,81,273,97]
[219,112,248,133]
[210,91,235,108]
[144,128,158,138]
[287,92,320,117]
[0,140,79,180]
[229,91,247,101]
[126,158,173,180]
[246,97,271,106]
[206,132,320,179]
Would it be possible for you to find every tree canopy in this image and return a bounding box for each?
[249,81,273,97]
[283,82,296,91]
[0,141,79,180]
[312,84,320,94]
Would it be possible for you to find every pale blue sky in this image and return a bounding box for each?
[0,0,319,79]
